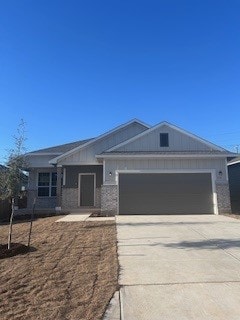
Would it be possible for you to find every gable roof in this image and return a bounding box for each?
[105,121,229,153]
[228,157,240,166]
[49,119,150,164]
[27,138,93,155]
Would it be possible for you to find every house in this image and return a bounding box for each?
[228,157,240,213]
[26,119,236,215]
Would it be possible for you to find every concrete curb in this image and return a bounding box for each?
[103,291,121,320]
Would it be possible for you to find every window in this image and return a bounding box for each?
[160,133,169,147]
[38,172,57,197]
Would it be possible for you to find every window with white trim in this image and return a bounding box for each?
[38,172,57,197]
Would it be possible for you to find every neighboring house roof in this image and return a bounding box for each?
[105,121,229,153]
[0,164,8,171]
[49,119,150,164]
[228,157,240,166]
[27,138,93,155]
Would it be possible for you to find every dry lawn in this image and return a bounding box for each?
[0,216,119,320]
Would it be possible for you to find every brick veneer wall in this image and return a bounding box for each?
[216,183,232,214]
[101,185,118,215]
[62,188,78,209]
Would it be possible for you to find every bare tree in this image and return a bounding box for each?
[0,119,27,249]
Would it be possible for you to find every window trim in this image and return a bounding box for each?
[38,172,57,198]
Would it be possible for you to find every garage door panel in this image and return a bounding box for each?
[119,173,214,215]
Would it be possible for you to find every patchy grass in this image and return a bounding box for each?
[0,216,119,320]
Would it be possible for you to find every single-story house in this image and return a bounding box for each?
[228,157,240,213]
[26,119,236,215]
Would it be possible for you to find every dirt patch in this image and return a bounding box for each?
[224,213,240,220]
[0,216,119,320]
[0,243,31,259]
[90,211,115,217]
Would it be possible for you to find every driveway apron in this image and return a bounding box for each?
[116,215,240,320]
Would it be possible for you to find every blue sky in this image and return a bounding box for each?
[0,0,240,162]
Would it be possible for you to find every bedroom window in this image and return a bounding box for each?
[38,172,57,197]
[160,133,169,147]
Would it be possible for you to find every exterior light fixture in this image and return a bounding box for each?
[218,170,223,177]
[109,172,112,176]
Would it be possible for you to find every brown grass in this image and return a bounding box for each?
[0,216,119,320]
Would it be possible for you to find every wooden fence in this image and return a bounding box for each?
[0,196,27,222]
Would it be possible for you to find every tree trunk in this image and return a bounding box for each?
[8,198,15,250]
[27,198,36,247]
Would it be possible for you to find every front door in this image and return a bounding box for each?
[79,174,95,207]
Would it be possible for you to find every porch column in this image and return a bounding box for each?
[55,165,62,211]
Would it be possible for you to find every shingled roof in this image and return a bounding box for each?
[28,138,93,155]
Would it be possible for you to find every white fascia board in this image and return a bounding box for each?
[49,119,150,165]
[227,159,240,166]
[106,121,228,153]
[53,162,102,166]
[27,152,62,156]
[96,153,234,159]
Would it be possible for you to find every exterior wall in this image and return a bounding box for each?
[101,185,118,214]
[104,158,227,184]
[27,167,57,209]
[28,190,56,209]
[26,154,60,168]
[64,165,103,188]
[228,163,240,213]
[58,122,148,165]
[102,157,231,215]
[114,125,213,152]
[61,165,103,209]
[216,183,231,214]
[95,187,101,208]
[62,188,78,209]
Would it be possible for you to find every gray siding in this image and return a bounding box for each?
[115,125,213,152]
[228,163,240,213]
[59,122,148,165]
[64,165,103,188]
[26,154,60,168]
[104,158,227,184]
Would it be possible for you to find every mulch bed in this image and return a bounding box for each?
[0,243,30,259]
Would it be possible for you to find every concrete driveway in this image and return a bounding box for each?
[116,215,240,320]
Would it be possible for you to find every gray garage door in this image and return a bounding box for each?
[119,173,214,215]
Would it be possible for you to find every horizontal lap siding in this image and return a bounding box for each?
[104,158,227,184]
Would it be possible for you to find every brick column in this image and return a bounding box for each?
[55,165,62,211]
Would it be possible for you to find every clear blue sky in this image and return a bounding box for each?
[1,0,240,162]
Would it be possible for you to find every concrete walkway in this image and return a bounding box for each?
[116,215,240,320]
[56,212,115,222]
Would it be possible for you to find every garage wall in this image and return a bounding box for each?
[104,158,227,184]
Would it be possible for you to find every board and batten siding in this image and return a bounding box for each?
[115,125,213,152]
[58,122,147,165]
[104,158,227,184]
